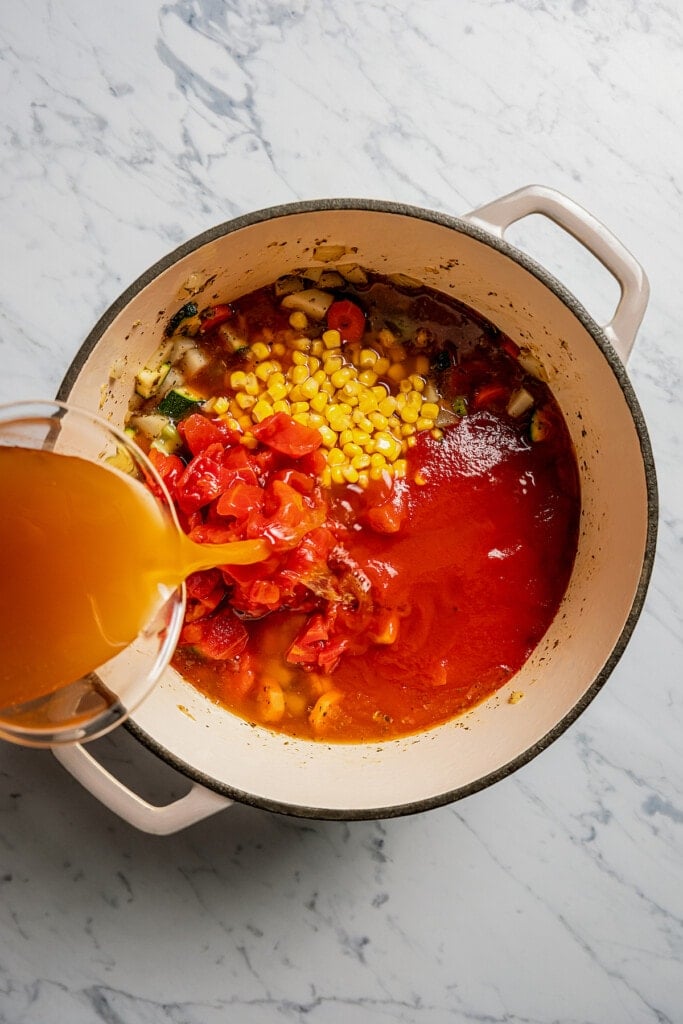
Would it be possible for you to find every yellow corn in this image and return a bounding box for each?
[251,341,271,361]
[288,311,308,330]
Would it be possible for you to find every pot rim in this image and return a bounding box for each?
[57,197,658,821]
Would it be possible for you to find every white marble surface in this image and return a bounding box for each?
[0,1,681,1021]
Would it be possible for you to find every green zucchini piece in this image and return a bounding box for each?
[157,388,203,421]
[452,395,468,417]
[151,423,183,454]
[135,361,171,399]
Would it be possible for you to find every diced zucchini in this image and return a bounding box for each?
[165,301,199,337]
[135,361,171,399]
[452,396,468,417]
[530,408,551,442]
[157,388,203,421]
[281,289,335,321]
[151,422,183,454]
[105,445,135,474]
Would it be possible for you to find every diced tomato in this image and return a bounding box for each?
[178,607,248,660]
[184,569,226,622]
[270,467,315,495]
[251,412,322,458]
[327,300,366,343]
[216,482,264,520]
[175,443,259,515]
[199,303,234,335]
[179,413,239,457]
[256,480,325,551]
[147,448,185,492]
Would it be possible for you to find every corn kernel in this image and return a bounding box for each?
[290,336,311,352]
[358,369,378,387]
[342,465,359,484]
[352,430,371,447]
[323,354,344,375]
[240,434,258,449]
[306,356,321,373]
[289,364,309,385]
[244,373,259,396]
[330,465,346,485]
[300,377,319,399]
[343,442,363,459]
[339,429,354,446]
[351,453,372,470]
[321,380,335,397]
[267,380,288,402]
[290,401,309,415]
[357,470,370,488]
[358,392,378,414]
[289,384,305,402]
[319,425,338,448]
[370,452,387,469]
[374,357,390,376]
[359,348,378,368]
[289,311,308,330]
[400,404,419,424]
[330,366,353,389]
[326,448,346,466]
[310,391,329,413]
[373,432,402,461]
[394,459,408,478]
[230,370,248,390]
[322,329,341,349]
[236,392,256,409]
[307,412,325,428]
[378,396,397,418]
[310,340,324,358]
[238,414,254,431]
[370,464,386,481]
[252,399,275,422]
[421,402,440,420]
[213,396,229,414]
[272,341,286,357]
[399,378,412,393]
[416,416,434,431]
[414,470,428,486]
[251,341,271,361]
[409,374,426,392]
[431,428,444,440]
[368,411,388,430]
[292,413,310,426]
[352,410,373,431]
[292,350,309,366]
[414,354,430,375]
[272,399,292,415]
[255,361,277,382]
[406,435,417,448]
[401,422,416,436]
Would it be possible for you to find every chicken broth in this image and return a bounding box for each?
[128,269,580,741]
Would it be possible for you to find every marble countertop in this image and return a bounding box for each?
[1,2,682,1021]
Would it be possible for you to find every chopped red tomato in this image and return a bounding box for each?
[251,413,322,457]
[178,606,249,660]
[179,413,239,456]
[327,300,365,343]
[147,448,185,491]
[216,482,265,520]
[184,569,226,622]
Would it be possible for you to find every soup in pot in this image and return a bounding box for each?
[122,266,580,742]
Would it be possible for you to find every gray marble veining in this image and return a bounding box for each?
[1,1,682,1021]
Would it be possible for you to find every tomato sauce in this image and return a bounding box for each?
[133,271,580,742]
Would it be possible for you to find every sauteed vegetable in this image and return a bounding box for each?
[124,268,580,741]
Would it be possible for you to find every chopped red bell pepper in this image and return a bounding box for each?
[472,383,509,409]
[199,303,234,335]
[327,300,366,343]
[179,413,239,457]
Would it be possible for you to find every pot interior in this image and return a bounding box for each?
[62,204,654,817]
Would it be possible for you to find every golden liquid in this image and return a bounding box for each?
[0,447,268,712]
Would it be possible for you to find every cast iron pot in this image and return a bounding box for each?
[53,185,657,833]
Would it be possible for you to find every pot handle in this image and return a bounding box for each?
[463,184,649,362]
[52,743,232,835]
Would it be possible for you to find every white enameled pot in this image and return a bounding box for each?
[53,185,657,834]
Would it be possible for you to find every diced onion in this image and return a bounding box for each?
[281,289,335,321]
[506,387,535,417]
